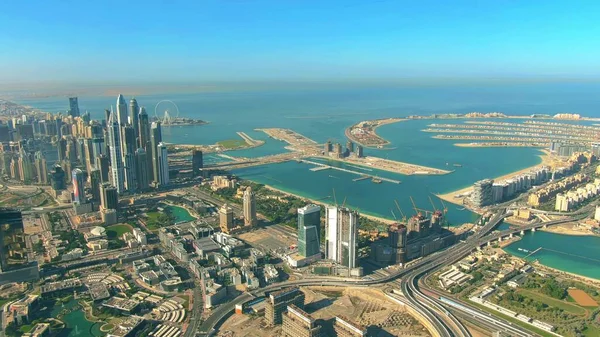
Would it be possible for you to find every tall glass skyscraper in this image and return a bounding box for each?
[72,168,86,203]
[68,97,80,117]
[107,112,125,193]
[297,204,321,258]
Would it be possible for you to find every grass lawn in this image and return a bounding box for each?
[583,324,600,337]
[217,139,246,149]
[177,294,190,309]
[106,224,133,239]
[145,212,162,231]
[517,288,587,315]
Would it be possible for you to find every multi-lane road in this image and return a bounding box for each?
[196,206,593,336]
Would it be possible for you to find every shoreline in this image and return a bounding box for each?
[531,261,600,284]
[262,185,396,225]
[437,149,551,208]
[345,118,405,149]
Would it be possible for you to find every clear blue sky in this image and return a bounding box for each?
[1,0,599,83]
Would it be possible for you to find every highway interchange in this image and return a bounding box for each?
[197,205,593,337]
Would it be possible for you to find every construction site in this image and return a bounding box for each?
[218,287,431,337]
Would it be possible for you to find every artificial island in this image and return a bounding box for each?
[1,96,600,337]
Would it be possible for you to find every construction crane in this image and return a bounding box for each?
[332,188,338,206]
[410,196,432,216]
[394,200,408,223]
[429,196,438,212]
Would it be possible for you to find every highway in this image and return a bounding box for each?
[196,204,593,336]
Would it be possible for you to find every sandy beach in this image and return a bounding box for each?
[540,223,599,237]
[437,149,553,207]
[533,261,600,284]
[262,185,396,225]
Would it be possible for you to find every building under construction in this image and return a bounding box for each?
[370,199,468,265]
[333,316,367,337]
[281,304,323,337]
[265,287,306,326]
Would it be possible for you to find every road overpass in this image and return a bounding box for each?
[196,208,592,337]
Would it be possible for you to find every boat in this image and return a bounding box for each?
[453,163,462,167]
[372,177,382,184]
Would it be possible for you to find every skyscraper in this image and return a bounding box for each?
[107,112,125,193]
[138,107,150,149]
[243,186,256,226]
[95,154,110,183]
[122,126,137,192]
[157,142,169,186]
[100,183,118,210]
[116,94,128,126]
[150,121,162,184]
[50,165,66,191]
[192,150,203,176]
[72,168,86,204]
[34,151,47,185]
[68,97,80,117]
[90,169,101,201]
[17,149,33,182]
[57,137,67,162]
[0,209,27,272]
[135,148,149,190]
[298,205,321,258]
[219,204,234,233]
[129,98,139,138]
[325,206,359,269]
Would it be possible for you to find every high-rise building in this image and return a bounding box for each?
[265,287,305,326]
[129,98,139,137]
[0,209,27,272]
[116,94,128,126]
[83,138,94,174]
[346,140,354,154]
[17,150,33,182]
[100,183,118,210]
[107,112,125,193]
[387,224,407,264]
[282,305,322,337]
[34,151,47,185]
[122,126,137,191]
[50,165,66,191]
[471,179,494,207]
[298,204,321,258]
[57,137,67,162]
[90,169,101,202]
[71,168,86,204]
[138,107,150,149]
[355,145,363,158]
[333,316,367,337]
[95,154,110,183]
[135,148,149,190]
[68,97,80,117]
[324,141,332,155]
[325,206,359,269]
[192,150,203,176]
[150,122,162,183]
[243,187,256,226]
[219,204,234,233]
[157,142,169,186]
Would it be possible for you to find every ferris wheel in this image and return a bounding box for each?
[154,100,180,126]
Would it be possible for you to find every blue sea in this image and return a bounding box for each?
[10,81,600,279]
